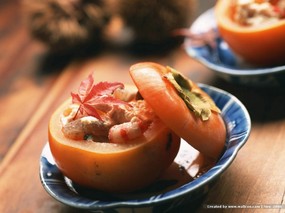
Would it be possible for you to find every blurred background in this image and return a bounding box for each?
[0,0,217,161]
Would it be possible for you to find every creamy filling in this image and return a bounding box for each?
[233,0,285,26]
[60,93,156,143]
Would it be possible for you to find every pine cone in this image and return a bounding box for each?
[24,0,110,51]
[117,0,196,45]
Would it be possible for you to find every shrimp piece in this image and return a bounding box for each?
[108,117,151,143]
[62,116,111,141]
[107,105,133,124]
[108,100,156,143]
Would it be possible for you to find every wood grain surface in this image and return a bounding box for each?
[1,0,285,213]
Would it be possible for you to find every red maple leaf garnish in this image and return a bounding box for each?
[71,74,127,120]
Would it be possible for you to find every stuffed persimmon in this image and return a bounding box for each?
[48,78,180,193]
[215,0,285,66]
[130,62,226,160]
[48,63,226,193]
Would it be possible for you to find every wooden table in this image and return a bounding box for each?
[1,1,285,212]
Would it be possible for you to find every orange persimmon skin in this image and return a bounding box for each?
[130,62,226,160]
[215,0,285,66]
[48,99,180,193]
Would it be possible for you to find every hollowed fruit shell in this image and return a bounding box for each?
[48,99,180,193]
[215,0,285,66]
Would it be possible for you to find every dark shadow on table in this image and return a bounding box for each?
[213,78,285,122]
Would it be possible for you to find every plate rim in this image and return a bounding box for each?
[186,8,285,77]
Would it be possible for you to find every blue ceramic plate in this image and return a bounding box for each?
[40,84,251,212]
[185,9,285,86]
